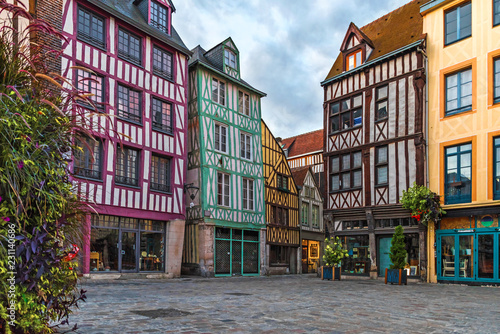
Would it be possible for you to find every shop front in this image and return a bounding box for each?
[214,227,260,277]
[301,239,321,273]
[436,215,500,283]
[339,235,371,276]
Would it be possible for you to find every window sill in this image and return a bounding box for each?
[73,174,103,183]
[442,108,475,120]
[444,35,472,47]
[153,71,174,83]
[76,101,106,113]
[375,117,388,123]
[150,188,172,195]
[117,116,143,127]
[117,55,143,69]
[329,187,362,194]
[328,124,362,136]
[76,36,107,53]
[241,157,253,162]
[375,183,388,188]
[211,101,226,108]
[214,150,230,156]
[115,182,141,190]
[152,127,174,136]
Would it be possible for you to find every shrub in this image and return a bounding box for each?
[323,237,348,268]
[389,225,407,270]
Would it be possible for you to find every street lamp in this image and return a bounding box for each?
[184,183,199,208]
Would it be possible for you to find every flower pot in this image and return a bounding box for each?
[321,266,341,281]
[385,268,407,285]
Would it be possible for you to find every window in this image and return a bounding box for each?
[239,91,250,116]
[150,1,169,34]
[150,155,170,193]
[494,137,500,200]
[77,6,105,49]
[76,69,104,109]
[217,172,230,207]
[329,95,362,132]
[495,0,500,26]
[445,68,472,115]
[445,2,471,45]
[240,133,252,160]
[330,151,362,192]
[152,98,173,133]
[272,206,288,226]
[375,146,388,186]
[347,50,362,70]
[214,123,228,153]
[494,58,500,104]
[277,174,288,190]
[212,78,225,105]
[301,203,308,225]
[74,136,102,180]
[270,245,289,265]
[153,46,173,80]
[312,205,319,228]
[376,86,388,120]
[445,143,472,204]
[242,178,254,211]
[224,49,237,69]
[118,29,141,65]
[116,146,139,186]
[117,84,141,123]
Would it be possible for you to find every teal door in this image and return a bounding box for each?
[379,237,392,276]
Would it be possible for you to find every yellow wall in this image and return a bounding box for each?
[422,0,500,282]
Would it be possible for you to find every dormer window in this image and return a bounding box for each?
[224,49,237,69]
[347,50,362,70]
[151,1,169,34]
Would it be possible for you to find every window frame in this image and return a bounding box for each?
[347,49,362,71]
[212,78,226,106]
[375,146,388,186]
[375,85,388,121]
[240,132,252,161]
[115,146,140,187]
[150,1,169,34]
[217,172,230,207]
[117,84,142,124]
[329,94,363,133]
[150,154,171,194]
[152,45,173,81]
[238,91,250,116]
[77,6,106,49]
[330,151,362,192]
[277,174,289,191]
[495,0,500,27]
[117,28,142,66]
[224,49,237,70]
[74,136,103,181]
[445,67,473,116]
[494,57,500,104]
[151,97,173,134]
[214,123,228,154]
[312,205,319,228]
[444,143,472,204]
[444,2,472,46]
[494,137,500,200]
[75,68,105,110]
[242,178,254,211]
[301,202,309,226]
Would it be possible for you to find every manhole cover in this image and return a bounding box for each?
[132,308,192,319]
[225,292,252,296]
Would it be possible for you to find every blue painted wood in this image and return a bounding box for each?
[323,266,333,280]
[379,237,392,276]
[386,269,407,285]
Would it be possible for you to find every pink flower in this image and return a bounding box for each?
[3,217,10,222]
[35,142,39,149]
[0,196,2,202]
[17,161,24,169]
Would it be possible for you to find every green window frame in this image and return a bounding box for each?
[301,202,309,226]
[312,205,319,228]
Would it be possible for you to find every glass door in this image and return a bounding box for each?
[440,235,456,278]
[477,233,496,280]
[120,231,137,272]
[457,235,473,279]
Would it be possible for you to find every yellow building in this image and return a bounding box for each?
[422,0,500,283]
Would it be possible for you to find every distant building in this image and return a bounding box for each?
[262,120,300,274]
[182,38,267,277]
[422,0,500,284]
[321,0,427,280]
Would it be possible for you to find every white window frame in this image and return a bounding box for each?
[238,91,250,116]
[312,205,319,228]
[212,78,225,105]
[242,178,254,211]
[214,123,228,154]
[240,132,252,160]
[224,49,237,69]
[217,172,230,207]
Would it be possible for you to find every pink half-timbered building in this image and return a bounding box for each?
[61,0,191,276]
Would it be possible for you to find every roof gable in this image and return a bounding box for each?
[340,22,374,52]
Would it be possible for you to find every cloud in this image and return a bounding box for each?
[173,0,410,138]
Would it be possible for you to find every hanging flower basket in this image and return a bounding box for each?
[401,183,446,226]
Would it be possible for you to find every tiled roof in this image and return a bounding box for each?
[282,129,323,158]
[290,166,310,188]
[324,0,427,81]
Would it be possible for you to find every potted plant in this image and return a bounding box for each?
[401,183,446,226]
[322,236,348,281]
[385,225,408,285]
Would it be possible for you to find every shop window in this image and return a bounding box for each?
[376,218,414,228]
[270,245,289,266]
[329,94,362,133]
[404,234,420,275]
[342,220,366,230]
[90,228,119,271]
[340,236,370,275]
[330,151,362,192]
[445,2,471,46]
[445,143,472,204]
[375,86,388,120]
[494,137,500,200]
[301,203,309,226]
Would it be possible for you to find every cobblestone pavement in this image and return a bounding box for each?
[60,275,500,334]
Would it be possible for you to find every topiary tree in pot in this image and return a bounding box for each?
[385,225,408,285]
[322,236,348,281]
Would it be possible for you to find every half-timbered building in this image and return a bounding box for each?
[262,120,300,274]
[182,38,267,277]
[321,0,428,280]
[291,167,325,273]
[61,0,191,277]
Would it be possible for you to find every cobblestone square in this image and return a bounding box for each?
[61,275,500,333]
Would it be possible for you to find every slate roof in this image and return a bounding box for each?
[189,43,266,97]
[282,129,323,158]
[87,0,191,55]
[324,0,427,82]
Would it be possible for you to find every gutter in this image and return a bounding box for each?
[321,39,424,87]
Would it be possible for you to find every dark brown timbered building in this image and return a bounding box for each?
[321,0,428,280]
[261,120,300,274]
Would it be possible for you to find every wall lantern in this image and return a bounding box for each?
[184,183,199,208]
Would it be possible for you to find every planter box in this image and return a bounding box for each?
[385,268,407,285]
[321,266,341,281]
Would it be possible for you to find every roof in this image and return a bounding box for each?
[290,166,311,188]
[87,0,191,56]
[189,43,266,97]
[282,129,323,158]
[323,0,427,82]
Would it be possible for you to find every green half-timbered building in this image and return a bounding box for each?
[182,37,267,277]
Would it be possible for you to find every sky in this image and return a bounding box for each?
[173,0,411,139]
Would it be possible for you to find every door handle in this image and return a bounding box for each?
[121,250,126,255]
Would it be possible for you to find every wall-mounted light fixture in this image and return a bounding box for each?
[184,183,199,208]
